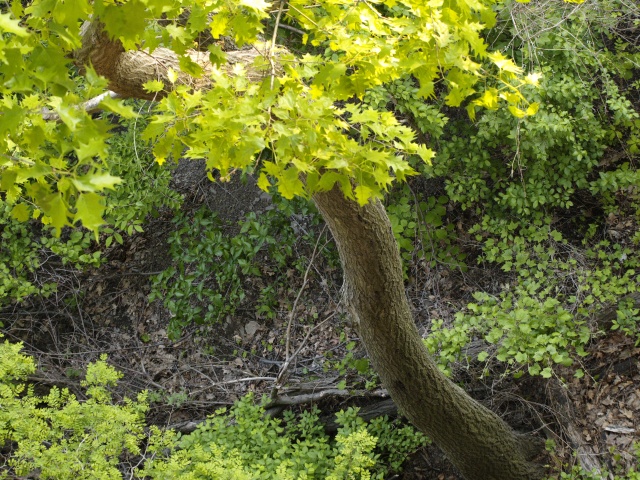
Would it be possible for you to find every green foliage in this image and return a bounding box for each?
[422,0,640,376]
[611,298,640,346]
[545,440,640,479]
[144,397,427,480]
[102,114,182,247]
[0,201,101,308]
[430,0,639,221]
[426,227,639,376]
[0,339,148,479]
[363,76,449,142]
[0,0,552,233]
[426,291,590,378]
[324,333,379,391]
[0,114,181,309]
[387,186,466,270]
[359,414,430,474]
[0,338,427,479]
[149,197,318,339]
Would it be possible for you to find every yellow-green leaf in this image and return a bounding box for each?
[354,184,375,206]
[508,106,526,118]
[277,167,304,199]
[143,80,165,93]
[42,193,70,235]
[100,96,139,119]
[257,173,271,191]
[11,203,30,222]
[526,102,540,116]
[0,12,28,37]
[75,192,105,238]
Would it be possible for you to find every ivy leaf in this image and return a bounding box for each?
[540,367,553,379]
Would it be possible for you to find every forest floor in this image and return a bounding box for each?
[2,163,638,479]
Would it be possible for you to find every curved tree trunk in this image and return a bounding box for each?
[313,186,544,480]
[74,21,544,480]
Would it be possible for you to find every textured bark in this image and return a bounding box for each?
[313,187,544,480]
[75,21,270,100]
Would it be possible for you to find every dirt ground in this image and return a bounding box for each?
[1,165,638,479]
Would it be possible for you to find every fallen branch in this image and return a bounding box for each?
[169,387,394,434]
[267,387,389,408]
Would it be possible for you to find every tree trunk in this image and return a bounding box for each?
[313,186,544,480]
[73,21,545,479]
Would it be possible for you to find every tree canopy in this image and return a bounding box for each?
[0,0,552,237]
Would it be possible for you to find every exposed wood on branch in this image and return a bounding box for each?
[267,387,389,408]
[169,388,393,434]
[75,21,280,100]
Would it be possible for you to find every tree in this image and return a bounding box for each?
[0,0,585,478]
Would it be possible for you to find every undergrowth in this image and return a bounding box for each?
[0,337,427,479]
[149,195,323,340]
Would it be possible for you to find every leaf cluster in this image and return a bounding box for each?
[149,197,318,339]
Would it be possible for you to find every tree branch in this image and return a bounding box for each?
[75,21,282,101]
[40,91,121,122]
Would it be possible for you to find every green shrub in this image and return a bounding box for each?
[420,0,640,376]
[0,201,101,309]
[0,337,148,479]
[387,185,466,271]
[0,113,181,310]
[143,397,427,480]
[102,114,182,247]
[149,196,320,339]
[0,338,427,479]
